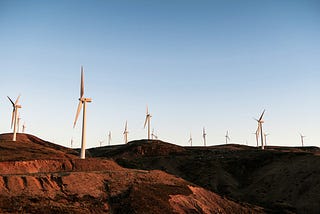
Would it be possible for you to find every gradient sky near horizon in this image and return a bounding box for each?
[1,0,320,148]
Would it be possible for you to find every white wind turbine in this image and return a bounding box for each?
[123,121,129,144]
[202,127,207,146]
[225,131,230,144]
[108,131,112,146]
[73,66,92,159]
[254,110,265,150]
[144,105,152,140]
[299,133,306,147]
[188,133,193,146]
[7,95,21,141]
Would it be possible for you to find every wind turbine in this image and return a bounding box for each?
[144,105,152,140]
[299,133,306,147]
[151,129,158,140]
[225,131,230,144]
[70,138,73,148]
[264,133,270,146]
[73,66,92,159]
[108,131,112,146]
[123,121,129,144]
[254,110,265,150]
[188,133,193,146]
[202,127,207,146]
[22,122,26,133]
[7,95,21,141]
[17,114,21,133]
[253,127,260,147]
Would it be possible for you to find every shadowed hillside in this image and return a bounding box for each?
[0,134,263,213]
[89,139,320,213]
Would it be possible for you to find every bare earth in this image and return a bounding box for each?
[89,139,320,214]
[0,134,263,213]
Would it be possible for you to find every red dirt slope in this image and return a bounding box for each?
[0,133,78,160]
[0,134,263,213]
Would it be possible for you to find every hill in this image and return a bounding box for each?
[0,133,78,160]
[89,139,320,213]
[0,134,262,213]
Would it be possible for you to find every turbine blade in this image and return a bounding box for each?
[144,116,148,128]
[259,109,266,121]
[15,94,21,105]
[73,101,83,128]
[7,96,14,106]
[80,66,84,98]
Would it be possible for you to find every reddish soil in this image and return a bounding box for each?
[0,133,78,160]
[0,134,262,213]
[90,139,320,213]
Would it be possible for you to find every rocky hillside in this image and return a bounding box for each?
[90,140,320,213]
[0,134,262,213]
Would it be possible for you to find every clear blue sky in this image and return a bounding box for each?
[1,0,319,148]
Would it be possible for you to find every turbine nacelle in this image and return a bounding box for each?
[79,97,92,102]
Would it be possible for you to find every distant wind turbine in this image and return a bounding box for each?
[73,66,92,159]
[22,122,26,133]
[17,114,21,133]
[188,133,193,146]
[151,129,158,140]
[123,121,129,144]
[108,131,112,146]
[299,133,306,147]
[264,133,270,146]
[203,127,207,146]
[7,95,21,141]
[144,105,152,140]
[225,131,230,144]
[70,138,73,148]
[254,110,265,150]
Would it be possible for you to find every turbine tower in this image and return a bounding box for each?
[7,95,21,141]
[202,127,207,146]
[299,133,306,147]
[254,110,265,150]
[225,131,230,144]
[108,131,112,146]
[254,127,260,147]
[123,121,129,144]
[73,66,92,159]
[144,106,152,140]
[188,133,193,146]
